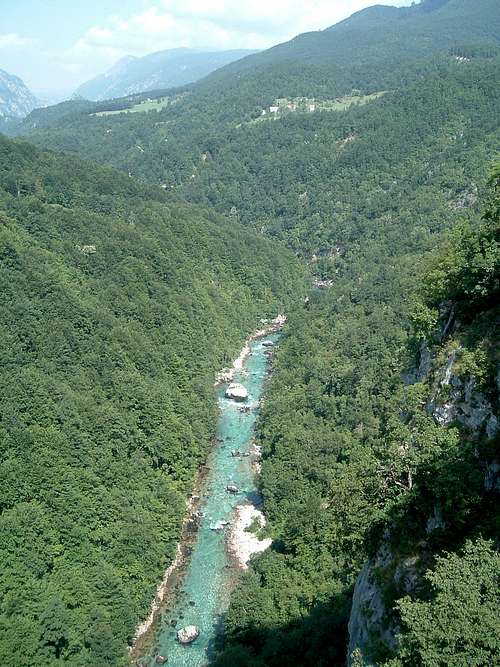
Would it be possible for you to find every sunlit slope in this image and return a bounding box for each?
[0,135,306,666]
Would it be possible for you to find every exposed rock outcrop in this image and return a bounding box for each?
[347,541,397,666]
[485,460,500,492]
[348,321,499,665]
[225,383,248,401]
[347,537,427,666]
[427,351,498,438]
[177,625,199,644]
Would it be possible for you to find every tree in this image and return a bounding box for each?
[394,540,500,667]
[40,597,70,659]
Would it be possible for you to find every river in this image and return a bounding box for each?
[139,332,279,666]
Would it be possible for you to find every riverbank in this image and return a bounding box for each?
[215,314,286,386]
[129,465,210,660]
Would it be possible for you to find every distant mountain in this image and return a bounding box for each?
[0,69,38,132]
[74,48,258,101]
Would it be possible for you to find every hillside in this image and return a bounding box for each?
[17,57,500,256]
[0,69,38,133]
[15,2,500,229]
[74,48,258,101]
[0,135,306,666]
[213,167,499,667]
[209,0,498,75]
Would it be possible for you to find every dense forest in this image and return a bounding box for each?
[2,0,499,664]
[212,165,499,666]
[0,135,306,666]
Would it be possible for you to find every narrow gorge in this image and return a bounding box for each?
[134,326,283,666]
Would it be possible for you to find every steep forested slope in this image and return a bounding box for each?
[195,0,499,99]
[212,165,499,667]
[0,135,305,666]
[368,166,500,667]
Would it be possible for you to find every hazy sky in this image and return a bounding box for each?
[0,0,414,97]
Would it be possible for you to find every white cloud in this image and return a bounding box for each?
[159,0,413,37]
[0,32,35,49]
[68,0,414,72]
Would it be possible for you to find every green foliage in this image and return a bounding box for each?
[393,540,500,667]
[213,124,499,667]
[421,164,500,314]
[18,59,500,264]
[408,301,439,342]
[0,134,306,665]
[5,3,499,664]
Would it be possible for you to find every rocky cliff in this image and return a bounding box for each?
[347,305,499,666]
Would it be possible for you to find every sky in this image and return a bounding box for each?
[0,0,414,99]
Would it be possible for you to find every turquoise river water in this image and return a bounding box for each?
[143,333,279,666]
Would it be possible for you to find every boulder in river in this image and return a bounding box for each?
[155,655,168,664]
[177,625,200,644]
[210,519,229,531]
[226,484,239,494]
[225,383,248,401]
[262,341,274,347]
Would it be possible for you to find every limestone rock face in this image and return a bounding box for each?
[225,383,248,401]
[428,360,498,437]
[177,625,199,644]
[485,461,500,492]
[347,542,397,666]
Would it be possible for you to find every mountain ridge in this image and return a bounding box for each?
[0,69,38,133]
[74,48,258,101]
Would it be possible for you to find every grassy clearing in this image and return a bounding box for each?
[246,91,387,125]
[92,96,179,117]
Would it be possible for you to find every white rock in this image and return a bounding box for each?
[225,383,248,402]
[210,520,229,531]
[177,625,200,644]
[227,505,272,569]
